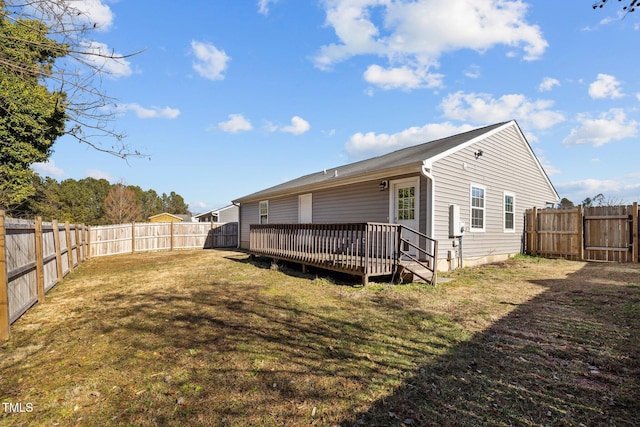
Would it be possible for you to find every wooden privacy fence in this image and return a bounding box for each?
[0,211,88,340]
[1,216,239,339]
[525,203,639,263]
[89,222,238,257]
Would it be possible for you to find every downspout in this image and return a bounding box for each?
[420,160,435,240]
[232,201,241,249]
[421,159,437,270]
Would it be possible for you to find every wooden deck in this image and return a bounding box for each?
[250,223,437,285]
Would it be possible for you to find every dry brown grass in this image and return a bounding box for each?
[1,250,639,426]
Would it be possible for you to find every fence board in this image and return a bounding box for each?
[89,222,238,257]
[584,205,634,262]
[5,218,38,324]
[43,221,60,292]
[525,204,638,263]
[0,213,86,337]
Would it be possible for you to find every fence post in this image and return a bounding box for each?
[131,222,135,254]
[74,224,81,265]
[35,217,45,304]
[531,207,538,256]
[0,211,9,340]
[633,202,638,264]
[52,220,63,282]
[577,205,584,261]
[87,225,91,259]
[65,222,74,272]
[170,222,174,251]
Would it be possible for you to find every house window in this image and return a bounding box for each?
[470,185,485,232]
[259,201,268,224]
[504,192,515,232]
[397,186,415,220]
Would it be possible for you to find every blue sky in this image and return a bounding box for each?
[33,0,640,214]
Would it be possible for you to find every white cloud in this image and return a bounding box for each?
[191,41,230,81]
[74,0,115,31]
[314,0,547,90]
[191,201,207,210]
[440,91,566,130]
[118,103,180,119]
[81,41,132,77]
[589,73,624,99]
[464,65,481,79]
[258,0,279,15]
[36,0,115,31]
[563,109,638,147]
[86,169,113,181]
[218,114,253,133]
[555,178,640,205]
[539,77,560,92]
[363,64,444,91]
[346,122,475,158]
[281,116,311,135]
[32,161,64,178]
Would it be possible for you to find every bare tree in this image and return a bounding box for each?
[1,0,146,159]
[593,0,638,15]
[103,183,141,224]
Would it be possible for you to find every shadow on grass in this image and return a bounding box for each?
[72,268,439,424]
[229,252,366,287]
[3,253,639,426]
[339,262,640,426]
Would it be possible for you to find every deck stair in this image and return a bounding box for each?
[397,226,438,285]
[397,260,434,283]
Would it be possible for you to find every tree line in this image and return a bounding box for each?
[557,193,628,209]
[6,175,190,225]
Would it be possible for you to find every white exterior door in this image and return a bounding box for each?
[390,178,420,255]
[298,193,312,223]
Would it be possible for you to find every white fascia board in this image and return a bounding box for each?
[236,164,418,203]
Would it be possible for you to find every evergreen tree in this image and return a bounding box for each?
[0,9,67,210]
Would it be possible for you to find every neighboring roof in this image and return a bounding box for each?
[233,121,557,203]
[148,213,193,222]
[149,212,182,221]
[194,204,237,219]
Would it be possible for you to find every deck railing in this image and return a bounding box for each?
[398,226,438,285]
[250,223,400,282]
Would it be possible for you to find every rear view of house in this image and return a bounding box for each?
[233,120,559,283]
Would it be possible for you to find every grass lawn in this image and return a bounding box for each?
[1,250,639,426]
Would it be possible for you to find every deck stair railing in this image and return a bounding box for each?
[397,226,438,285]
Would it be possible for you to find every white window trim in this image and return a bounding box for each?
[259,200,268,224]
[470,184,486,232]
[388,177,420,225]
[503,191,516,233]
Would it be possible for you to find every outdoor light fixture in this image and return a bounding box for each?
[379,180,389,191]
[474,150,483,159]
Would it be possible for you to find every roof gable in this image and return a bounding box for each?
[233,121,556,203]
[194,204,233,218]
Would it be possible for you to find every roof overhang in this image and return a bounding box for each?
[233,164,423,204]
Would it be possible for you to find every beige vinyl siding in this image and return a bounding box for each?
[432,124,557,262]
[239,197,298,248]
[238,174,428,247]
[217,205,239,223]
[312,179,389,223]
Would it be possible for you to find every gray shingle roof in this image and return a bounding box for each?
[234,121,508,203]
